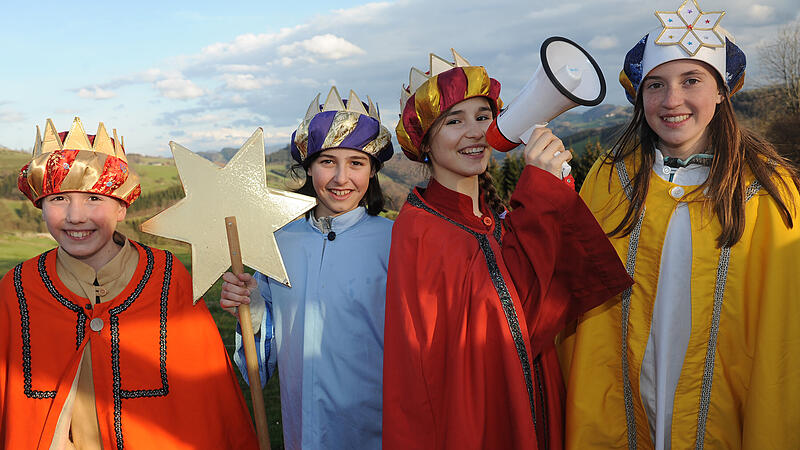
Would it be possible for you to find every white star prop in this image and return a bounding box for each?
[655,0,725,56]
[141,128,316,302]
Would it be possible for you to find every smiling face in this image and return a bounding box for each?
[307,148,374,218]
[642,59,724,159]
[425,96,494,188]
[41,192,127,270]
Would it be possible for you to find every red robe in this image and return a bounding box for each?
[0,242,258,449]
[383,166,631,449]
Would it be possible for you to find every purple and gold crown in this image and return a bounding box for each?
[291,87,393,164]
[18,117,141,207]
[396,49,502,162]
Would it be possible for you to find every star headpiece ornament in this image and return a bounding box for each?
[141,128,316,301]
[396,48,502,161]
[18,117,141,206]
[654,0,725,56]
[291,86,394,164]
[618,0,746,104]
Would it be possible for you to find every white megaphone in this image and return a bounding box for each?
[486,36,606,179]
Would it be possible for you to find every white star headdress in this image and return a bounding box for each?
[654,0,725,56]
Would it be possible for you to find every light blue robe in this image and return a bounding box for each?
[235,206,391,450]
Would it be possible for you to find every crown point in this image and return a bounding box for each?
[94,122,116,158]
[347,90,368,115]
[409,67,430,93]
[62,117,92,151]
[113,128,124,158]
[367,96,380,121]
[41,118,63,154]
[304,93,321,121]
[32,125,43,158]
[322,86,346,112]
[451,48,470,67]
[400,89,411,110]
[430,53,455,77]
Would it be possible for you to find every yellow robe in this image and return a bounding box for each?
[561,154,800,449]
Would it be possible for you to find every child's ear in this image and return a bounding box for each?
[116,200,127,223]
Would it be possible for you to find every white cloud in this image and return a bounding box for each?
[77,86,116,100]
[155,78,205,99]
[263,126,300,141]
[222,74,281,91]
[588,35,619,50]
[527,3,581,20]
[183,127,258,145]
[229,94,248,105]
[328,2,394,24]
[277,56,295,67]
[0,110,25,123]
[217,64,267,73]
[277,34,365,62]
[38,0,800,157]
[749,4,775,22]
[200,26,302,59]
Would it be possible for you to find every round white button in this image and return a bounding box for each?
[663,167,671,174]
[90,318,104,332]
[670,186,684,198]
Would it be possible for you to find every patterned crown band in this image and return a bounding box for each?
[18,117,141,207]
[396,49,502,162]
[619,0,746,104]
[291,87,394,164]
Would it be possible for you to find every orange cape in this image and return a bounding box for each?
[0,242,257,449]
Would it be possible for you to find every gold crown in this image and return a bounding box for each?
[400,48,471,109]
[303,86,381,122]
[32,117,129,162]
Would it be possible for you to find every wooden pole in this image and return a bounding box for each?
[225,216,271,450]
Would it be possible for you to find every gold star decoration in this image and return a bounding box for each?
[141,128,316,302]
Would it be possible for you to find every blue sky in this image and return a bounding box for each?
[1,0,797,156]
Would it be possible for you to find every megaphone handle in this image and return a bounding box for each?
[522,123,571,180]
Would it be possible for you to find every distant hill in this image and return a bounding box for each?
[550,104,632,138]
[0,105,633,232]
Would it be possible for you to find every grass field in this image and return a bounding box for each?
[0,232,56,273]
[0,236,286,448]
[0,149,31,174]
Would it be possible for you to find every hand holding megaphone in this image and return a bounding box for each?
[486,37,606,179]
[523,127,572,179]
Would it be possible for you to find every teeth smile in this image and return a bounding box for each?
[459,147,484,155]
[330,189,352,196]
[66,230,92,238]
[663,114,690,123]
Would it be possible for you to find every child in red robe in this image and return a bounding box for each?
[383,50,632,449]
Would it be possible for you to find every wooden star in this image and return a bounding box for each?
[141,128,316,301]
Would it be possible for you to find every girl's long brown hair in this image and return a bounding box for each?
[604,78,800,248]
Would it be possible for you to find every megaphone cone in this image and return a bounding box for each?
[487,36,606,152]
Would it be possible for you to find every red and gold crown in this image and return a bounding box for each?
[396,49,502,161]
[18,117,141,207]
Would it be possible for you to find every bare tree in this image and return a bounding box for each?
[760,21,800,114]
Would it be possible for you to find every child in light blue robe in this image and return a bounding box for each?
[220,86,394,450]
